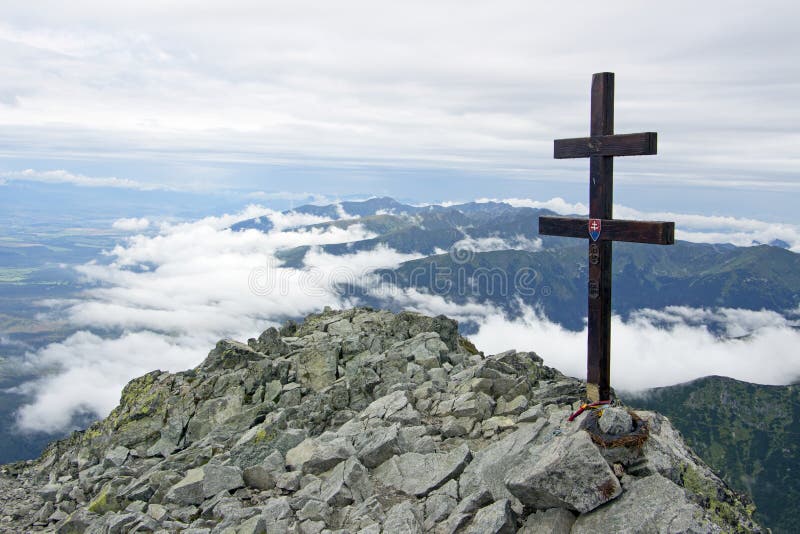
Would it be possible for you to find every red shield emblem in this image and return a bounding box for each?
[588,218,601,242]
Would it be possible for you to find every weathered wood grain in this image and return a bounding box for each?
[554,132,657,159]
[588,72,615,402]
[538,216,675,245]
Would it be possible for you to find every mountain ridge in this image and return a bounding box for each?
[0,307,761,533]
[232,197,800,332]
[628,375,799,533]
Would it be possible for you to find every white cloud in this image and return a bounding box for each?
[451,234,542,255]
[14,207,379,432]
[12,331,212,433]
[630,306,799,338]
[476,197,589,215]
[152,204,276,233]
[0,169,161,190]
[112,217,150,231]
[469,306,800,392]
[263,210,336,232]
[246,191,330,204]
[303,244,424,279]
[613,206,800,252]
[373,286,502,325]
[476,196,800,252]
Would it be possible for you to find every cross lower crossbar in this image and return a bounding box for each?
[554,132,657,159]
[539,216,675,245]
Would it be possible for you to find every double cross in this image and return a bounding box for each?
[539,72,675,402]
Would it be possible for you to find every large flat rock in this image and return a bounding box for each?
[459,419,548,505]
[571,473,718,533]
[285,436,355,475]
[374,444,472,497]
[506,431,621,513]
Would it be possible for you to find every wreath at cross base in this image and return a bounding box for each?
[580,409,649,449]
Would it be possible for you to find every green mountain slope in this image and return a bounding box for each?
[276,207,567,267]
[239,198,800,327]
[373,242,800,329]
[627,377,800,533]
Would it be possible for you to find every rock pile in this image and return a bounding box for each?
[0,308,761,533]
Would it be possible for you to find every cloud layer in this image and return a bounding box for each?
[449,235,542,255]
[12,201,800,433]
[480,197,800,252]
[112,217,150,231]
[0,2,798,194]
[13,207,389,432]
[470,306,800,393]
[1,169,160,190]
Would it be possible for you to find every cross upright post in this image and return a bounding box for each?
[589,72,614,406]
[539,72,675,403]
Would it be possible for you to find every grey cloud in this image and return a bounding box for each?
[0,2,796,191]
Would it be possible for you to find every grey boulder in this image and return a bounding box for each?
[571,473,718,534]
[165,464,244,505]
[383,500,424,533]
[463,499,516,534]
[374,444,472,497]
[285,436,355,475]
[598,407,633,435]
[518,508,576,534]
[506,431,621,513]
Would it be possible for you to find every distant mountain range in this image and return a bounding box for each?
[234,197,800,331]
[628,377,800,534]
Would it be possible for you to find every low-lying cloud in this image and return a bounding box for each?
[12,201,800,433]
[477,197,800,252]
[450,235,542,255]
[477,197,589,215]
[0,169,163,190]
[14,208,377,432]
[112,217,150,231]
[469,306,800,392]
[13,331,213,433]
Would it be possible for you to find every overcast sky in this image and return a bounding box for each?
[1,1,798,217]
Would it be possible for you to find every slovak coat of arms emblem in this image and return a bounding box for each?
[588,218,602,241]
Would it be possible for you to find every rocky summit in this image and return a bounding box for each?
[0,308,761,533]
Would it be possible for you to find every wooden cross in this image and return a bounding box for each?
[539,72,675,402]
